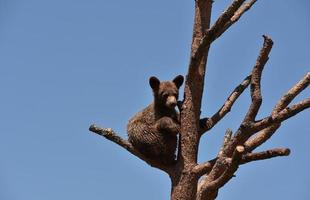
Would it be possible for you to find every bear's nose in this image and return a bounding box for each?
[167,96,177,108]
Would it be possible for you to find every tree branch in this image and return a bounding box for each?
[209,0,246,37]
[218,129,233,157]
[220,36,274,154]
[197,146,244,200]
[193,0,258,64]
[199,75,251,134]
[194,129,232,177]
[243,35,273,122]
[193,0,246,63]
[195,37,276,197]
[89,124,132,150]
[193,158,217,177]
[245,71,309,151]
[193,147,290,181]
[219,0,258,38]
[89,124,172,173]
[252,98,310,131]
[207,146,244,189]
[196,129,233,199]
[241,148,290,164]
[244,124,280,152]
[272,71,310,114]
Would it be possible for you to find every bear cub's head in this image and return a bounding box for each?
[149,75,184,109]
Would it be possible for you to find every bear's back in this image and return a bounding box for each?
[127,103,177,163]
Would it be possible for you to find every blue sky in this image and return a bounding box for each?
[0,0,309,199]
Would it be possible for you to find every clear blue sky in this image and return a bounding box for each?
[0,0,309,199]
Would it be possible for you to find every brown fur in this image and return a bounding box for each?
[127,75,184,165]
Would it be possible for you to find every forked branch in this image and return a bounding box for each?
[252,98,310,131]
[193,147,290,178]
[196,34,310,200]
[245,71,309,151]
[193,0,258,64]
[197,146,245,200]
[219,0,258,38]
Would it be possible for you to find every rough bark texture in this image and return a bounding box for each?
[89,1,309,200]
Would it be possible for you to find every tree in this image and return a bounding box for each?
[89,1,309,199]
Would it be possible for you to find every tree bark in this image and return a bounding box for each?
[170,171,199,200]
[170,1,212,199]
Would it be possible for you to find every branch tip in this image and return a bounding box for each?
[262,34,273,43]
[284,148,291,156]
[89,124,97,132]
[236,145,245,153]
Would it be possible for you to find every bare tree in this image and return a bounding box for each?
[89,1,309,200]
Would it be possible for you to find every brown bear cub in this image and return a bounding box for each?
[127,75,184,165]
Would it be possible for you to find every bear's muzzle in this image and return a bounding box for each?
[166,96,177,108]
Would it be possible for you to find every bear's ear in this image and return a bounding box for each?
[173,75,184,89]
[149,76,160,90]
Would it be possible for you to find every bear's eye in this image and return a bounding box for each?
[172,92,178,98]
[162,93,169,98]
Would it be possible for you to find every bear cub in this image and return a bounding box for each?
[127,75,184,165]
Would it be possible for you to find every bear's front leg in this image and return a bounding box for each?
[155,117,180,135]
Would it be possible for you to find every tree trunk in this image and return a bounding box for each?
[170,172,198,200]
[170,1,212,200]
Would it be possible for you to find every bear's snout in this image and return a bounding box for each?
[166,96,177,108]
